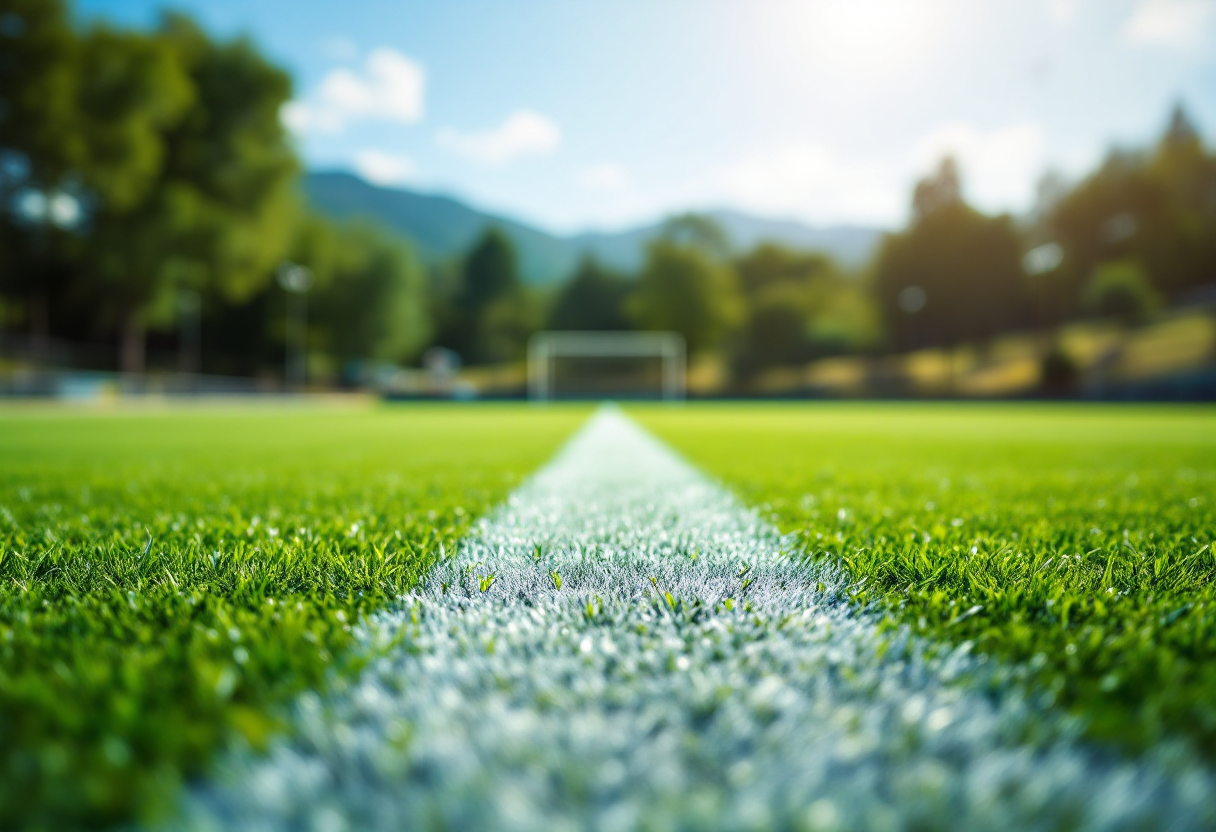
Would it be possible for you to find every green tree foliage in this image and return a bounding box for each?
[0,3,300,374]
[84,15,297,373]
[0,0,78,188]
[6,2,1214,383]
[0,1,175,345]
[155,15,298,303]
[70,24,194,372]
[734,245,829,376]
[310,221,432,374]
[548,256,632,331]
[657,212,732,261]
[1083,260,1161,325]
[73,26,192,212]
[734,281,811,375]
[805,287,881,355]
[442,228,536,364]
[1150,107,1216,295]
[1047,105,1216,306]
[477,292,542,365]
[435,227,535,364]
[461,228,521,311]
[731,243,878,378]
[873,158,1029,351]
[628,238,742,356]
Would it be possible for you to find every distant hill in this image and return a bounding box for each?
[303,171,884,284]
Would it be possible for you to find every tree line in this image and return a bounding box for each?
[440,103,1215,388]
[0,0,429,381]
[3,0,1214,388]
[872,108,1216,363]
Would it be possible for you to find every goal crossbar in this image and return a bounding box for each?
[528,331,686,401]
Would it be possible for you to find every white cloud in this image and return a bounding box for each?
[282,47,425,135]
[710,145,902,226]
[437,110,561,165]
[1124,0,1216,47]
[688,121,1046,227]
[911,121,1045,211]
[578,163,629,191]
[281,100,343,134]
[319,49,424,122]
[354,149,415,186]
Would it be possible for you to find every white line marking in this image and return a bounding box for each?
[177,408,1214,831]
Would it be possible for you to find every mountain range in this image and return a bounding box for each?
[303,171,885,285]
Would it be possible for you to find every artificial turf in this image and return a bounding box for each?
[5,401,1214,829]
[635,402,1216,763]
[0,403,588,831]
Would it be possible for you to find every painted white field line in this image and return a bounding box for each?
[176,408,1214,831]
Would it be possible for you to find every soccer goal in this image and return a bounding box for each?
[528,331,686,401]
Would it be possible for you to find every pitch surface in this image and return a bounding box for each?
[178,409,1214,831]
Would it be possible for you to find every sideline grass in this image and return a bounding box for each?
[636,403,1216,761]
[0,403,588,831]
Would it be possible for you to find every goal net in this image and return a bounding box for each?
[528,331,686,401]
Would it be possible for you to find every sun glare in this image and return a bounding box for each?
[790,0,943,79]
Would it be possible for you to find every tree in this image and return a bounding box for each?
[1083,260,1161,325]
[730,243,878,378]
[2,8,299,374]
[627,239,742,355]
[873,158,1029,351]
[155,15,298,303]
[735,282,815,375]
[1046,151,1159,315]
[69,24,194,373]
[1046,104,1216,307]
[476,291,542,365]
[445,228,528,363]
[734,242,839,293]
[0,0,78,192]
[806,286,881,356]
[1147,104,1216,297]
[912,156,962,221]
[548,256,632,331]
[732,243,833,375]
[311,221,431,379]
[93,14,297,374]
[0,0,103,351]
[657,213,732,261]
[461,228,519,308]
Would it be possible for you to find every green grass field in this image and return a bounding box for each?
[2,401,1214,830]
[635,403,1216,761]
[0,404,588,831]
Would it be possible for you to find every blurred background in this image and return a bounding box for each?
[1,0,1214,400]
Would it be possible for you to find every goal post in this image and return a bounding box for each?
[528,331,686,401]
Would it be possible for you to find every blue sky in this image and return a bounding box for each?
[78,0,1216,233]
